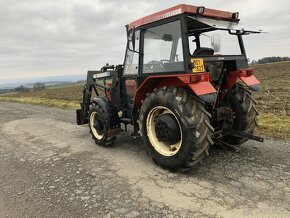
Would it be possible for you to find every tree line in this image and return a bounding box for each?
[14,82,46,92]
[251,56,290,64]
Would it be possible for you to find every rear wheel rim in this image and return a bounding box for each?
[146,106,182,156]
[90,112,104,140]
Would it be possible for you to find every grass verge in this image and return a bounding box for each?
[257,113,290,139]
[1,96,289,139]
[0,96,79,109]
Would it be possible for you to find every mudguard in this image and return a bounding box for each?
[239,74,261,91]
[134,73,217,108]
[92,97,121,129]
[227,69,261,91]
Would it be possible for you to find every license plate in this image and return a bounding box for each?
[191,58,205,73]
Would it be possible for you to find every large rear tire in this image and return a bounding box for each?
[139,87,214,171]
[89,103,115,147]
[223,84,258,145]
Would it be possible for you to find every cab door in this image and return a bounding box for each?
[123,30,140,110]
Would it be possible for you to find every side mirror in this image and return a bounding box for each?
[212,33,220,53]
[162,34,173,41]
[128,29,137,51]
[128,33,135,51]
[132,29,136,50]
[127,28,140,54]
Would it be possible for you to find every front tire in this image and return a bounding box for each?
[139,87,214,171]
[89,103,115,147]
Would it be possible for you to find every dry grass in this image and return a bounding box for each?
[8,82,85,102]
[250,61,290,138]
[257,113,290,138]
[0,96,79,109]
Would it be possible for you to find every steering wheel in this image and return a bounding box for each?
[145,60,164,72]
[160,59,170,65]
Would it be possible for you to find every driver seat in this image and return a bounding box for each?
[193,47,214,56]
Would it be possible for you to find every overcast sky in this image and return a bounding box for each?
[0,0,289,82]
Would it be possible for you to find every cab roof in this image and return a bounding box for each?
[128,4,239,30]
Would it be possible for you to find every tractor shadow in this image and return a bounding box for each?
[113,131,265,177]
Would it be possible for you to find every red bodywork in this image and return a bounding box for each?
[134,69,260,108]
[227,68,260,90]
[128,4,238,30]
[134,73,216,109]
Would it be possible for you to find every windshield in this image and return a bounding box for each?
[187,15,246,56]
[189,30,242,56]
[143,20,184,73]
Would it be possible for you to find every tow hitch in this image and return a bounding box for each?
[231,131,264,143]
[214,131,264,153]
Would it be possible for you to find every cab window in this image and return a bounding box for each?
[188,30,241,56]
[143,20,184,73]
[124,30,140,75]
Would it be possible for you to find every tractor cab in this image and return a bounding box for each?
[124,4,262,84]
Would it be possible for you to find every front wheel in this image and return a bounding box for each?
[89,103,115,147]
[139,87,214,171]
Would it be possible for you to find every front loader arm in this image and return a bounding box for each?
[76,70,113,125]
[76,71,96,125]
[76,84,92,125]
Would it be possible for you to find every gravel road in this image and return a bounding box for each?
[0,102,289,218]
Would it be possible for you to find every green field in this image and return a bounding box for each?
[1,62,289,138]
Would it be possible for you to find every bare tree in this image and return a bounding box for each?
[15,85,28,92]
[33,82,46,91]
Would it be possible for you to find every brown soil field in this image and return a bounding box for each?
[9,83,85,102]
[252,61,290,116]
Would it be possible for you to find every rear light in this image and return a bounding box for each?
[246,68,254,76]
[190,75,201,82]
[106,82,112,100]
[236,68,254,77]
[190,73,210,83]
[232,12,239,19]
[196,6,205,16]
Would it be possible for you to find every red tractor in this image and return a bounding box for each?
[77,4,263,171]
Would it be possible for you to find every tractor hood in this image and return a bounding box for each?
[189,16,265,34]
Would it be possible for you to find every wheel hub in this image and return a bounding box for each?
[155,113,181,145]
[93,117,104,134]
[146,106,183,156]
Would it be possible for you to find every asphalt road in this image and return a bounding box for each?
[0,102,289,218]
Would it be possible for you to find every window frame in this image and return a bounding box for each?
[139,15,189,76]
[186,15,247,58]
[188,30,243,56]
[123,30,141,77]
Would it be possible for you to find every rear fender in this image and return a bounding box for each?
[134,73,217,108]
[239,69,261,91]
[227,68,261,91]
